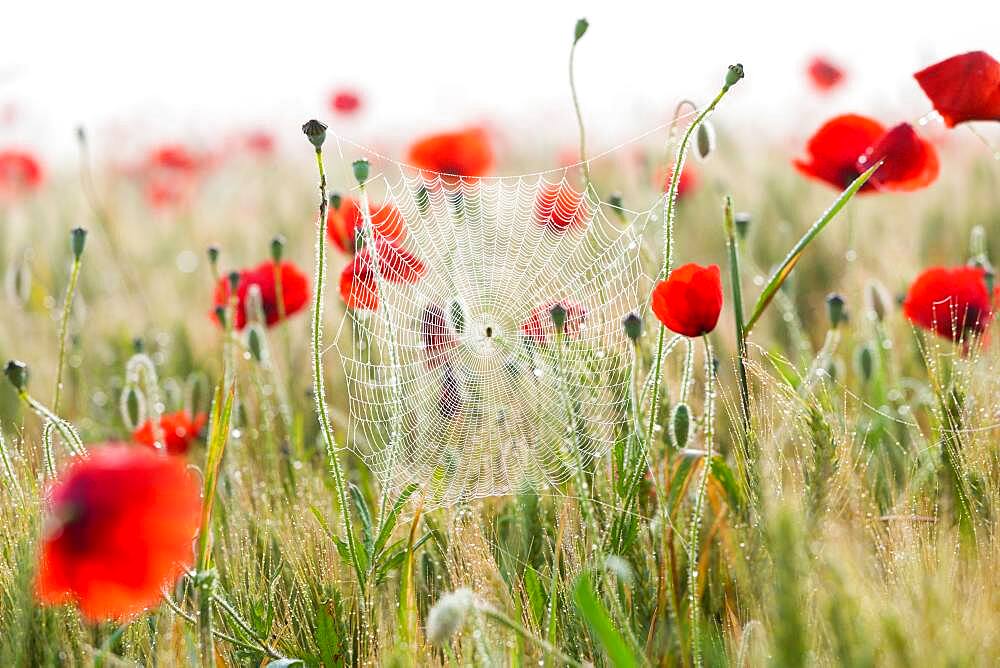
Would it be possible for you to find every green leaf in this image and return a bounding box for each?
[710,455,744,513]
[349,483,374,557]
[744,161,881,335]
[373,483,419,558]
[572,573,640,668]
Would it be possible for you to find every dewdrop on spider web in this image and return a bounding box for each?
[328,148,656,507]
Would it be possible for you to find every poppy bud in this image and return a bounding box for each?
[696,121,716,160]
[247,325,264,363]
[270,235,285,263]
[574,18,589,43]
[550,303,567,333]
[121,384,145,431]
[826,293,847,328]
[734,212,751,239]
[672,402,691,449]
[352,159,370,185]
[207,245,220,267]
[864,280,892,323]
[4,360,28,393]
[329,192,342,211]
[301,119,328,149]
[725,63,745,89]
[608,192,623,210]
[70,227,88,260]
[227,271,241,293]
[623,312,642,342]
[855,343,876,383]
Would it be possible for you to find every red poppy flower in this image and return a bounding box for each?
[35,445,202,621]
[421,303,458,368]
[327,197,406,254]
[651,263,723,338]
[534,182,592,232]
[521,300,588,345]
[903,265,992,341]
[133,411,207,456]
[149,145,201,173]
[339,238,425,310]
[914,51,1000,127]
[213,261,310,330]
[243,130,275,155]
[331,89,362,115]
[807,56,845,92]
[142,144,204,209]
[0,149,43,198]
[408,128,494,179]
[794,114,938,192]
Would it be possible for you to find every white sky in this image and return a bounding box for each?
[3,0,998,164]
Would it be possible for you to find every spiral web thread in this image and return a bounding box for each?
[325,136,670,507]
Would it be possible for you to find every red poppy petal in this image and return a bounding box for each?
[860,123,939,192]
[914,51,1000,127]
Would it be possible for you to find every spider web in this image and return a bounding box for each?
[325,134,668,507]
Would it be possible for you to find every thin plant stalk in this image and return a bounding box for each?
[569,18,591,193]
[723,196,752,440]
[53,250,83,413]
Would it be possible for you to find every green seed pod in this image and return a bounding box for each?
[4,360,29,393]
[70,227,88,260]
[573,17,589,43]
[352,158,370,185]
[301,119,327,149]
[121,384,146,431]
[207,245,220,266]
[214,305,227,329]
[855,343,876,383]
[725,63,745,88]
[270,235,285,263]
[826,293,847,328]
[329,192,342,211]
[227,271,241,293]
[696,121,716,160]
[672,403,691,449]
[622,312,642,342]
[550,303,567,333]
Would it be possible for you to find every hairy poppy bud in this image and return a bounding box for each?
[864,280,892,323]
[247,325,264,363]
[121,384,145,431]
[574,18,589,43]
[608,192,623,210]
[826,293,847,328]
[227,271,241,293]
[301,119,327,149]
[550,303,567,333]
[734,212,751,239]
[4,360,28,393]
[725,63,745,89]
[270,235,285,263]
[672,402,691,449]
[70,227,88,260]
[696,121,716,160]
[329,192,342,211]
[426,588,475,646]
[623,312,642,342]
[855,343,876,383]
[207,245,220,267]
[214,305,227,329]
[132,337,144,353]
[352,159,370,185]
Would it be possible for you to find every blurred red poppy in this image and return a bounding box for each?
[242,130,275,155]
[143,144,204,209]
[149,145,201,173]
[903,265,992,342]
[331,89,362,115]
[651,263,723,338]
[914,51,1000,127]
[794,114,938,192]
[35,445,201,621]
[421,303,458,368]
[659,164,699,201]
[339,238,425,310]
[0,149,43,198]
[133,411,207,456]
[327,197,406,254]
[521,300,588,345]
[807,56,845,92]
[534,182,592,232]
[213,261,310,330]
[408,128,493,179]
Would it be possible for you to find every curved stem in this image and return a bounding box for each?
[688,336,715,668]
[53,256,82,413]
[569,37,591,193]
